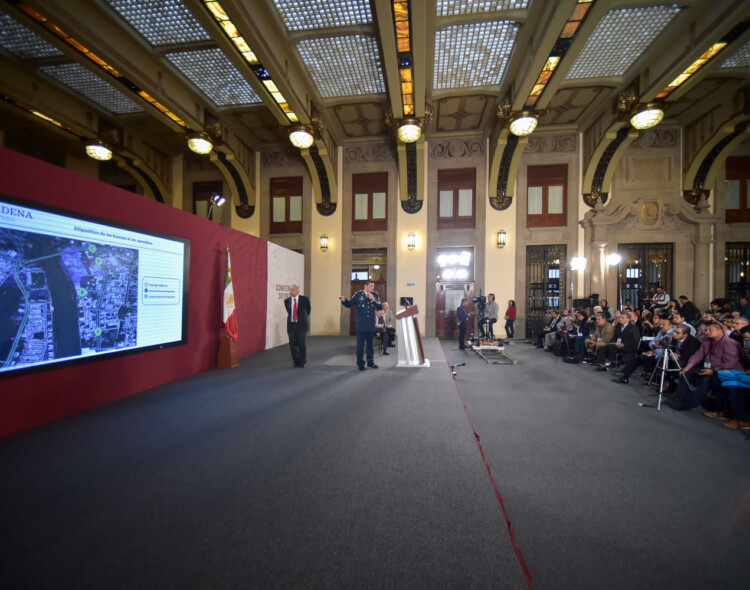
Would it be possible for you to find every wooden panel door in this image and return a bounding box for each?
[435,282,474,338]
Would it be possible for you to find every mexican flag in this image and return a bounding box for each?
[223,249,238,341]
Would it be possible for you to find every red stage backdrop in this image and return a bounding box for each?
[0,147,267,438]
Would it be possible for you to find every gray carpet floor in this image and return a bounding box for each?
[1,337,749,589]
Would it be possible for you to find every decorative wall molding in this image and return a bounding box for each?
[262,151,298,168]
[629,128,679,149]
[344,144,394,162]
[185,157,215,172]
[524,134,577,153]
[430,140,484,159]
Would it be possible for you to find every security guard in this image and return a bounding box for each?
[340,280,383,371]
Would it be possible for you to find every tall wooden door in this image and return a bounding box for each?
[435,282,474,338]
[348,279,386,335]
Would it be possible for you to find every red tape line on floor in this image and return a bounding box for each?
[441,346,534,590]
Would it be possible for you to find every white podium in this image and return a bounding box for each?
[395,305,430,368]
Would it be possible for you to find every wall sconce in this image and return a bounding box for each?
[187,133,213,154]
[606,253,622,266]
[496,230,507,248]
[406,233,416,250]
[630,103,665,130]
[289,125,315,149]
[509,111,539,136]
[397,119,422,143]
[320,234,329,251]
[571,256,587,271]
[85,141,113,161]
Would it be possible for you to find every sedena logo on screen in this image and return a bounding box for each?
[0,198,188,375]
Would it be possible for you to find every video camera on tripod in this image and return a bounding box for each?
[473,294,486,320]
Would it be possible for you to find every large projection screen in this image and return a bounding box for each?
[0,195,189,377]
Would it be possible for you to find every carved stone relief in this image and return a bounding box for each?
[345,144,395,162]
[524,134,577,153]
[262,151,298,168]
[629,129,679,149]
[430,140,484,159]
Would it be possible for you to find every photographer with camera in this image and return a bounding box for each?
[482,293,499,339]
[640,315,674,376]
[457,298,471,350]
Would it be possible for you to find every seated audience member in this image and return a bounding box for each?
[668,321,744,411]
[535,309,561,348]
[376,303,396,352]
[651,285,671,312]
[671,311,696,336]
[544,309,572,351]
[678,295,699,324]
[718,327,750,429]
[696,311,717,341]
[600,299,613,320]
[641,316,675,375]
[736,296,750,320]
[570,310,589,357]
[585,313,614,362]
[594,311,641,384]
[610,309,622,327]
[728,317,748,344]
[640,310,656,337]
[709,300,722,315]
[671,323,701,367]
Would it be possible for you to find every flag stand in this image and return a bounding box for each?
[217,332,238,368]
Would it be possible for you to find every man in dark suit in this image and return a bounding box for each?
[457,298,470,350]
[595,311,641,384]
[284,284,311,368]
[340,281,382,371]
[672,323,701,366]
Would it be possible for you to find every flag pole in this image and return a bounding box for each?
[217,243,239,368]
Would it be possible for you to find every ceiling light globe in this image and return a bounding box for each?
[630,106,664,130]
[397,120,421,143]
[85,142,113,161]
[509,113,538,137]
[289,127,315,149]
[187,135,213,154]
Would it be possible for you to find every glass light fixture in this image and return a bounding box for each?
[289,126,315,149]
[496,230,507,248]
[607,253,622,266]
[406,232,416,250]
[85,141,112,161]
[320,234,328,251]
[571,256,587,271]
[187,133,213,154]
[630,104,664,130]
[210,193,226,207]
[373,264,380,270]
[397,119,421,143]
[509,112,538,136]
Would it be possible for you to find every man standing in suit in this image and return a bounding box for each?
[284,284,311,368]
[457,298,470,350]
[340,281,382,371]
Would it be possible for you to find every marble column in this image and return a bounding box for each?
[590,242,607,301]
[692,227,713,309]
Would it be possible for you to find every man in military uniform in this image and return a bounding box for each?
[340,281,383,371]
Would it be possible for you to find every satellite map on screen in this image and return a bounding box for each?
[0,227,139,370]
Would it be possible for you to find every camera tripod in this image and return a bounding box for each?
[644,347,693,412]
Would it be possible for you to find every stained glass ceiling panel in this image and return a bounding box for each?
[436,1,529,16]
[273,0,372,31]
[165,48,262,106]
[106,0,210,46]
[719,40,750,69]
[39,62,144,114]
[566,6,681,79]
[297,35,385,98]
[0,12,64,59]
[434,21,518,89]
